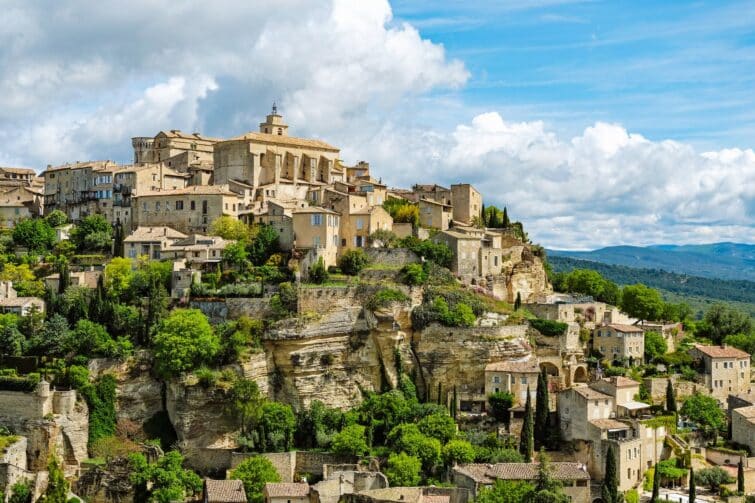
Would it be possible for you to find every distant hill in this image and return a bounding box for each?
[548,255,755,317]
[547,242,755,282]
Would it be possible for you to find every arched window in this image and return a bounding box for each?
[277,128,283,135]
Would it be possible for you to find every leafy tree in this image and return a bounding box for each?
[338,248,370,276]
[475,480,533,503]
[644,331,668,362]
[665,380,677,413]
[723,333,755,357]
[259,402,297,452]
[701,303,752,344]
[514,292,522,311]
[308,257,329,284]
[418,412,456,444]
[394,430,441,471]
[680,392,726,442]
[152,309,220,377]
[695,466,734,492]
[601,445,619,503]
[621,284,665,321]
[37,456,68,503]
[129,451,202,503]
[71,214,112,252]
[384,452,421,486]
[331,424,369,456]
[104,257,134,300]
[535,368,550,449]
[488,391,514,426]
[12,218,55,253]
[688,466,695,503]
[401,263,427,286]
[247,224,279,266]
[0,263,44,297]
[230,455,281,503]
[519,388,534,461]
[0,314,24,356]
[368,229,397,247]
[29,314,69,356]
[44,210,68,228]
[442,439,475,466]
[210,216,251,241]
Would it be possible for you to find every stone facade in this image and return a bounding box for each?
[689,344,751,403]
[592,324,645,365]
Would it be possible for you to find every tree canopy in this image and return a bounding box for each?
[230,456,281,503]
[152,309,219,377]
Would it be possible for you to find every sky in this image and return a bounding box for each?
[0,0,753,249]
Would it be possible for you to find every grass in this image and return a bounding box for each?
[0,435,20,453]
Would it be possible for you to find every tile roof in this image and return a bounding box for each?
[602,376,640,388]
[733,405,755,421]
[423,496,450,503]
[605,324,645,333]
[136,185,240,197]
[264,482,311,497]
[204,479,247,503]
[158,130,221,142]
[458,463,590,482]
[589,419,631,430]
[0,167,36,175]
[572,386,613,401]
[693,344,750,359]
[0,297,43,307]
[292,206,339,215]
[124,226,188,242]
[485,359,540,374]
[226,132,339,151]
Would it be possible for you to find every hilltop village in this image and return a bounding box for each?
[0,108,754,503]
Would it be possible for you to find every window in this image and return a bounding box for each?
[190,201,196,210]
[176,200,184,210]
[155,202,160,210]
[313,236,320,247]
[342,238,346,247]
[312,214,322,226]
[493,376,500,384]
[143,202,147,210]
[520,377,527,385]
[356,218,364,230]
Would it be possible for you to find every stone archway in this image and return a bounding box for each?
[573,366,588,383]
[539,362,559,377]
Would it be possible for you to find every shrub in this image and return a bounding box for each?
[529,319,568,336]
[230,456,281,503]
[338,249,370,276]
[401,263,427,286]
[366,288,410,310]
[443,440,475,466]
[308,257,329,284]
[152,309,220,377]
[331,424,369,456]
[384,452,421,486]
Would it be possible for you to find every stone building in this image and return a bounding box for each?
[112,164,189,228]
[291,206,341,269]
[43,269,101,292]
[418,197,452,230]
[0,186,43,227]
[123,226,188,259]
[0,281,44,316]
[559,386,616,441]
[689,344,751,403]
[592,324,645,365]
[412,183,452,206]
[731,405,755,455]
[161,234,234,265]
[449,183,482,225]
[263,482,310,503]
[132,130,218,166]
[0,167,43,190]
[484,358,539,406]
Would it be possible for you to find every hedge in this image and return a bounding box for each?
[0,374,41,392]
[529,318,568,336]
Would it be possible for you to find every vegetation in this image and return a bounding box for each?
[487,391,513,426]
[230,456,281,503]
[601,446,619,503]
[338,248,370,276]
[519,389,534,461]
[680,392,726,442]
[152,309,220,377]
[530,318,568,336]
[551,268,621,304]
[383,197,419,226]
[534,369,550,450]
[695,466,734,492]
[384,452,422,486]
[365,287,410,310]
[37,456,68,503]
[130,451,202,503]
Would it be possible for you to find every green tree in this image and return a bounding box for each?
[338,248,370,276]
[0,314,24,356]
[665,379,677,413]
[535,368,550,449]
[223,241,249,268]
[384,452,421,486]
[37,456,68,503]
[230,456,281,503]
[259,402,297,451]
[230,377,264,439]
[308,256,329,284]
[651,463,660,502]
[514,291,522,311]
[29,314,69,356]
[210,216,251,241]
[394,430,441,472]
[71,214,112,252]
[738,458,745,494]
[0,263,44,297]
[331,424,369,456]
[601,445,619,503]
[12,218,55,253]
[519,388,534,461]
[701,303,752,344]
[621,284,665,321]
[247,224,280,266]
[688,466,695,503]
[476,480,533,503]
[104,257,134,300]
[129,451,202,503]
[7,480,31,503]
[680,392,726,442]
[695,466,734,492]
[68,318,131,358]
[644,331,668,362]
[442,439,475,467]
[488,391,514,426]
[418,412,456,444]
[44,210,68,228]
[152,309,220,377]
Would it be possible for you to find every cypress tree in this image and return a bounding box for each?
[519,387,534,461]
[514,292,522,311]
[489,208,499,228]
[651,463,660,503]
[481,203,486,226]
[738,458,745,494]
[535,368,550,449]
[57,259,70,294]
[502,207,510,228]
[666,379,677,413]
[452,386,458,419]
[601,445,619,503]
[437,382,442,406]
[689,466,696,503]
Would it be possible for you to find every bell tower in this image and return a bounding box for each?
[259,103,289,136]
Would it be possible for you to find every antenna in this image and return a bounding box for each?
[272,101,278,115]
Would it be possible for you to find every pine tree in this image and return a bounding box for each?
[651,463,660,502]
[519,388,534,461]
[738,458,745,494]
[514,292,522,311]
[535,368,550,449]
[601,445,619,503]
[688,466,696,503]
[502,207,510,228]
[481,203,486,226]
[38,456,68,503]
[666,379,677,413]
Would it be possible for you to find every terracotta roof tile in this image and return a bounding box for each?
[485,359,540,374]
[604,324,645,333]
[226,132,339,151]
[204,479,247,503]
[264,482,310,497]
[693,344,750,359]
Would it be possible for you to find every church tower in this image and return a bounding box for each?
[259,103,289,136]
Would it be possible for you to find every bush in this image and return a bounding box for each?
[401,263,427,286]
[366,288,410,311]
[331,424,369,456]
[230,456,281,503]
[308,257,329,284]
[443,440,475,466]
[384,452,422,486]
[529,318,568,336]
[152,309,220,377]
[338,249,370,276]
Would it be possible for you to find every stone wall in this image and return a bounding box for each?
[364,248,419,267]
[297,286,359,315]
[231,451,356,482]
[644,376,708,403]
[190,297,272,324]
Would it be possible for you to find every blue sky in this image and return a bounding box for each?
[0,0,752,248]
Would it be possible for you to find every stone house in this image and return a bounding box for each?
[689,344,751,403]
[292,206,341,269]
[0,186,43,227]
[525,301,607,329]
[412,183,452,206]
[263,482,310,503]
[344,161,371,183]
[203,479,247,503]
[132,130,218,166]
[449,183,482,225]
[0,167,43,190]
[731,405,755,455]
[339,206,393,252]
[112,164,189,228]
[452,462,590,503]
[43,269,101,292]
[123,226,188,259]
[433,229,483,276]
[484,358,539,406]
[340,486,469,503]
[132,185,247,234]
[559,386,616,441]
[43,161,117,222]
[418,197,452,230]
[161,234,235,265]
[589,377,650,418]
[0,281,44,316]
[592,324,645,365]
